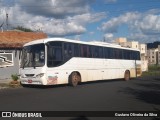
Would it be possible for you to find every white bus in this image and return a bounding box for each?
[19,38,141,87]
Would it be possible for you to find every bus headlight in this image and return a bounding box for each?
[36,73,45,78]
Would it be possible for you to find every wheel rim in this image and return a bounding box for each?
[72,72,78,86]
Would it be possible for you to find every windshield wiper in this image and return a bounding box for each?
[32,53,36,69]
[23,59,28,69]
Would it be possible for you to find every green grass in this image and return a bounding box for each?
[142,65,160,76]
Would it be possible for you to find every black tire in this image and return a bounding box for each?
[69,72,80,87]
[124,70,130,81]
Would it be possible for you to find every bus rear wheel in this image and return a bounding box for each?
[69,72,80,87]
[124,70,130,81]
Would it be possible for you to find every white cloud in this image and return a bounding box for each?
[101,11,160,42]
[137,14,160,35]
[15,0,94,18]
[42,12,105,36]
[0,0,105,37]
[43,19,86,36]
[104,0,117,3]
[103,33,114,42]
[104,33,113,38]
[68,12,106,25]
[89,32,94,35]
[0,9,6,26]
[74,35,81,40]
[101,12,140,33]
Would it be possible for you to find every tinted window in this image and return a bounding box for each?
[64,43,73,60]
[88,45,93,58]
[104,47,113,59]
[81,45,88,57]
[47,42,63,67]
[93,47,99,58]
[99,47,103,58]
[74,44,80,57]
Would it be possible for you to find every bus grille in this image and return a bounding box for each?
[25,74,35,77]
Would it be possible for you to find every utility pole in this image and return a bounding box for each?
[6,13,8,30]
[135,59,137,78]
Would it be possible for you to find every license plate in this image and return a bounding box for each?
[28,79,32,83]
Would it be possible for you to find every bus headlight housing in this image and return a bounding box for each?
[20,74,25,78]
[36,73,45,78]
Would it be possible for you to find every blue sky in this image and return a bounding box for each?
[0,0,160,43]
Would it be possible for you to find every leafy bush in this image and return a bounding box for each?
[148,65,160,71]
[11,74,19,81]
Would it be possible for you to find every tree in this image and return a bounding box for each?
[14,26,34,32]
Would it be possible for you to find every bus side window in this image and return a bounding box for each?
[119,49,122,59]
[105,47,112,59]
[81,45,88,57]
[135,51,140,60]
[64,43,68,60]
[104,48,107,58]
[47,41,63,67]
[93,47,99,58]
[74,44,80,57]
[130,51,133,60]
[68,44,73,56]
[64,43,73,60]
[55,48,62,61]
[138,52,140,60]
[99,47,103,58]
[109,48,114,59]
[114,49,118,59]
[108,48,111,59]
[123,50,127,59]
[88,46,93,58]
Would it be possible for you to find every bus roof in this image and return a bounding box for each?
[24,37,140,51]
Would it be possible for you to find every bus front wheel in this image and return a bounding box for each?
[124,70,130,81]
[69,72,80,87]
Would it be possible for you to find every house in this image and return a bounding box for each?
[0,31,47,80]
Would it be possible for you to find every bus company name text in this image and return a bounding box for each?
[2,112,42,118]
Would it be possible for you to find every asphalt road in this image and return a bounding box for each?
[0,76,160,120]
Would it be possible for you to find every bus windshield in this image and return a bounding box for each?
[21,44,45,68]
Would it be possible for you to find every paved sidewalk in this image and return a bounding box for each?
[0,79,11,89]
[0,79,12,84]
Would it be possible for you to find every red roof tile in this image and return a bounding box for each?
[0,31,47,48]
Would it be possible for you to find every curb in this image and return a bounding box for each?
[0,81,21,89]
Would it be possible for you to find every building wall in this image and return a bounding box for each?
[158,45,160,64]
[139,44,148,71]
[115,37,127,43]
[127,41,139,49]
[147,48,158,65]
[0,50,20,80]
[139,44,147,54]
